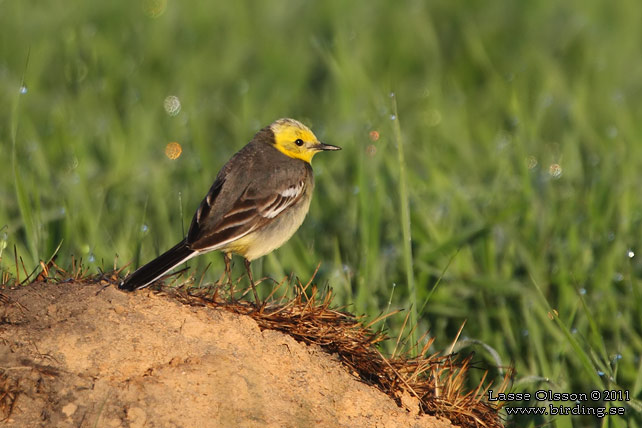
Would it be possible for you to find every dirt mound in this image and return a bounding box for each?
[0,281,456,427]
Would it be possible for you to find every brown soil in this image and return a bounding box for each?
[0,281,456,428]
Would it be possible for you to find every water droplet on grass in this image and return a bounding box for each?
[390,114,396,121]
[627,249,635,258]
[19,85,27,94]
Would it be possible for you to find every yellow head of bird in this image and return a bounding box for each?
[270,118,340,163]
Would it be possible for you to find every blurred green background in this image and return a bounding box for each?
[2,0,642,425]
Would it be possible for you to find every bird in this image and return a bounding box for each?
[119,118,340,301]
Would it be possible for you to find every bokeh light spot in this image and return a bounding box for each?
[527,156,537,169]
[366,144,377,157]
[164,95,181,116]
[142,0,167,18]
[165,142,182,160]
[548,163,562,178]
[425,109,442,126]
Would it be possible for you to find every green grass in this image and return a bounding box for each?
[2,0,642,426]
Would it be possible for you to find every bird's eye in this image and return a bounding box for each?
[294,139,304,146]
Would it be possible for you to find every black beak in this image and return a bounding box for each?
[315,142,341,151]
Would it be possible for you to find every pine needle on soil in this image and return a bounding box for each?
[1,261,508,428]
[165,273,507,428]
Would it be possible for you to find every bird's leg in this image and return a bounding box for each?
[221,253,234,299]
[224,253,232,282]
[244,258,260,306]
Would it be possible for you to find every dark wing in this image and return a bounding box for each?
[188,174,308,252]
[187,177,224,243]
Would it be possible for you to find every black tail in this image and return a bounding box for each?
[119,240,197,291]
